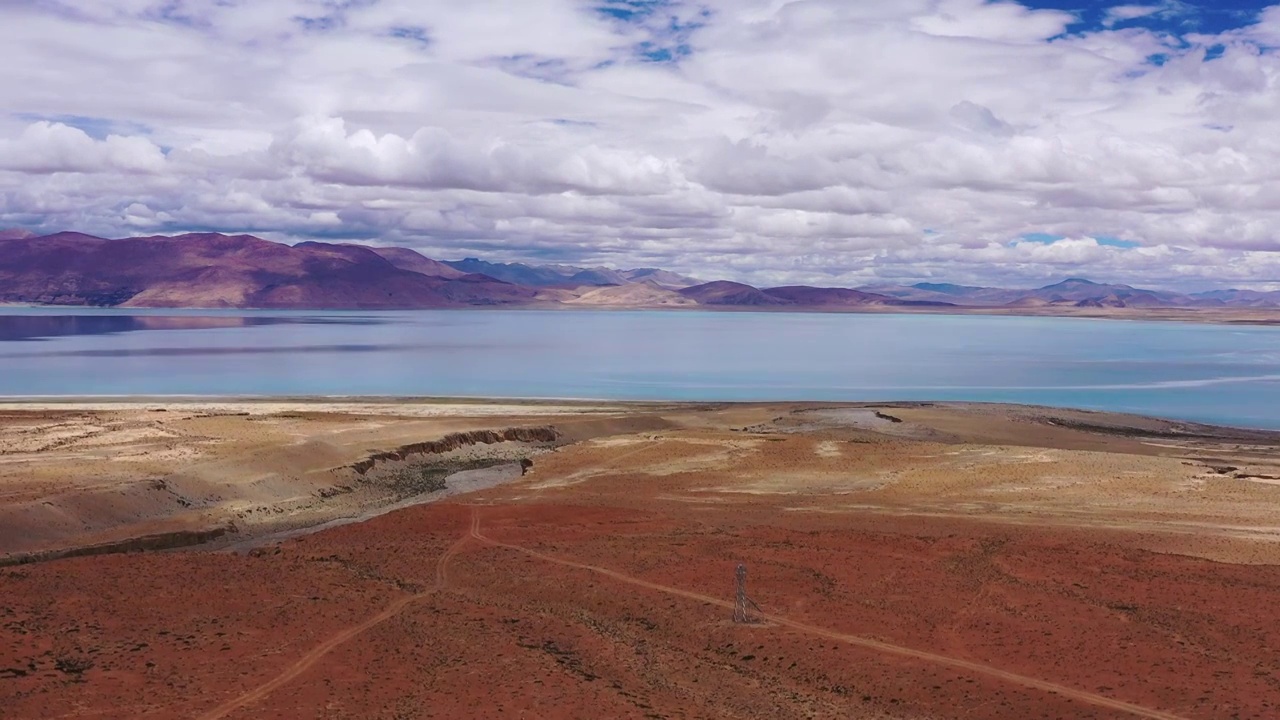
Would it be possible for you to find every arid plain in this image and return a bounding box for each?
[3,400,1280,719]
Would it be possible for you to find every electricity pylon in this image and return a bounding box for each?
[733,563,762,623]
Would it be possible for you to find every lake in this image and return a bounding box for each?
[2,307,1279,429]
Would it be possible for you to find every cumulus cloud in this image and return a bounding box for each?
[2,0,1280,289]
[0,122,166,174]
[274,116,682,195]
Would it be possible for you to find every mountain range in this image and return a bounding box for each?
[0,232,535,309]
[2,230,1279,312]
[863,278,1280,308]
[440,257,701,289]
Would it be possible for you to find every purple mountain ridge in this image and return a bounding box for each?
[2,230,1278,311]
[0,232,534,309]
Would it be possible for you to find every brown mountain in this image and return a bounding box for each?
[864,282,1025,305]
[1193,289,1280,307]
[0,233,535,309]
[678,281,790,306]
[863,278,1200,308]
[442,258,702,289]
[565,280,696,307]
[358,245,466,279]
[619,268,702,289]
[762,286,953,307]
[1030,279,1176,307]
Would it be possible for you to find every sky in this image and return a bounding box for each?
[2,1,1280,290]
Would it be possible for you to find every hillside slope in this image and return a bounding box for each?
[0,233,534,309]
[566,281,696,307]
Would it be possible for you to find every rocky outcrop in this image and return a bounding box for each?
[0,524,235,567]
[349,426,562,475]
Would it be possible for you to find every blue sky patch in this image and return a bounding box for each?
[292,0,379,34]
[595,0,668,22]
[294,15,338,32]
[1022,0,1269,36]
[141,1,207,29]
[595,0,710,64]
[388,26,430,46]
[1014,233,1141,249]
[1020,232,1066,244]
[1095,236,1142,249]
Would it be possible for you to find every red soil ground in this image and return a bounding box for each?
[4,494,1278,719]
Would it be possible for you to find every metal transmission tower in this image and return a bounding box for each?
[733,563,762,623]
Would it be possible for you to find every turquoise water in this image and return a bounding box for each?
[2,307,1280,429]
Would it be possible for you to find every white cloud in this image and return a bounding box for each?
[910,0,1074,41]
[273,115,683,195]
[0,122,166,174]
[1103,1,1194,28]
[1105,5,1164,27]
[2,0,1280,289]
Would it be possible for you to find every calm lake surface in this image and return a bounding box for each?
[2,307,1280,429]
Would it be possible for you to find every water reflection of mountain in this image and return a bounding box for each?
[0,315,382,342]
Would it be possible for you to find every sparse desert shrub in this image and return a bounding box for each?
[54,655,94,676]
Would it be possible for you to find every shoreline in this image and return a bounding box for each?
[2,396,1277,433]
[2,301,1279,327]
